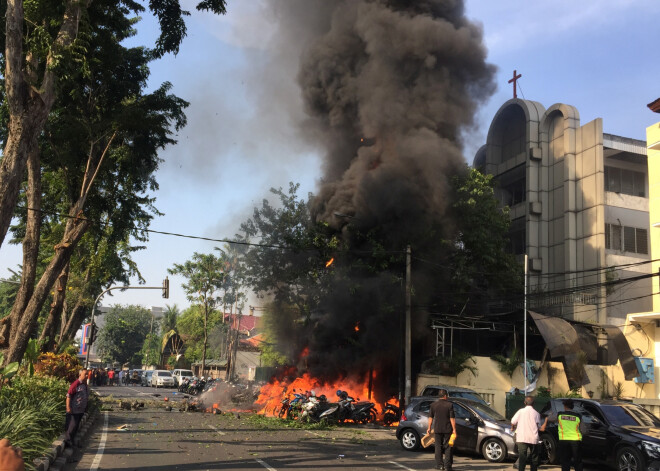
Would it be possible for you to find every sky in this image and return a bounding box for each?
[1,0,659,314]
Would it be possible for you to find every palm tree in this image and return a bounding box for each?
[161,304,180,333]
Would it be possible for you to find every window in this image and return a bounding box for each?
[605,166,646,197]
[453,404,472,420]
[605,223,648,254]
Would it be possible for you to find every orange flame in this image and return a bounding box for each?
[325,258,334,267]
[354,322,360,332]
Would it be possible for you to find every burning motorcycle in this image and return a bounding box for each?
[382,403,401,426]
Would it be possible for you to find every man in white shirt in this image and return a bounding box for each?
[511,396,543,471]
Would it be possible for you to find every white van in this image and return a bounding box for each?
[172,369,194,386]
[150,370,175,388]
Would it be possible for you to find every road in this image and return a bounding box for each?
[65,385,600,471]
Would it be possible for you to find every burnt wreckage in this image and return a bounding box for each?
[430,310,637,389]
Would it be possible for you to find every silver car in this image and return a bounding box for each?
[396,397,517,463]
[150,370,175,388]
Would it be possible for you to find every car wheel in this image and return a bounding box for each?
[540,433,558,464]
[481,437,506,463]
[617,446,645,471]
[399,429,421,451]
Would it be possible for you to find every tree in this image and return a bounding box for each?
[168,253,227,376]
[161,304,180,334]
[175,304,223,366]
[2,0,203,365]
[96,304,151,366]
[0,0,228,251]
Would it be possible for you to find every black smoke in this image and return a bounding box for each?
[268,0,496,394]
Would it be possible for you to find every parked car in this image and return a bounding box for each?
[420,385,489,405]
[172,369,194,386]
[396,396,517,463]
[150,370,175,388]
[539,398,660,471]
[141,370,154,387]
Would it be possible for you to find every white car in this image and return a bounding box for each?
[172,369,194,386]
[150,370,175,388]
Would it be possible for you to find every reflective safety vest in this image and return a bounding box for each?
[557,412,582,441]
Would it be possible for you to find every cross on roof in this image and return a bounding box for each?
[508,69,522,99]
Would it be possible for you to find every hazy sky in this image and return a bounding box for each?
[1,0,659,313]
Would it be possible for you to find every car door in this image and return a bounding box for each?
[453,402,478,451]
[575,403,608,461]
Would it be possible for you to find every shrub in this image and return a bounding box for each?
[0,375,69,468]
[34,352,81,382]
[421,351,478,378]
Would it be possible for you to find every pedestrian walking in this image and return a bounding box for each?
[108,368,115,386]
[426,389,457,471]
[511,396,544,471]
[541,399,583,471]
[65,369,89,447]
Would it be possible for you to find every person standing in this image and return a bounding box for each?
[65,369,89,447]
[542,399,583,471]
[426,389,457,471]
[511,396,543,471]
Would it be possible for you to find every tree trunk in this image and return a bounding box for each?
[0,0,88,249]
[39,261,70,352]
[6,144,42,327]
[5,209,89,364]
[59,300,89,345]
[201,303,208,377]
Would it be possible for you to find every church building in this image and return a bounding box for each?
[473,98,650,325]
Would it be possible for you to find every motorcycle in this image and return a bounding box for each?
[382,403,402,426]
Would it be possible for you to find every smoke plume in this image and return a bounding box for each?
[267,0,496,392]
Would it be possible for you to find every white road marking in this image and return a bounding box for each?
[256,458,277,470]
[207,424,226,435]
[89,412,109,470]
[389,461,417,471]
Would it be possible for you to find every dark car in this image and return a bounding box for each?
[420,385,489,405]
[540,398,660,471]
[396,396,517,463]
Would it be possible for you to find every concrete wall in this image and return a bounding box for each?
[417,353,654,417]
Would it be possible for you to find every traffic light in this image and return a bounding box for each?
[89,323,99,345]
[162,277,169,299]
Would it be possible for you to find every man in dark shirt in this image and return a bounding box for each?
[426,389,457,471]
[65,369,89,447]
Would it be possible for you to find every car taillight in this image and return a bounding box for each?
[401,412,407,421]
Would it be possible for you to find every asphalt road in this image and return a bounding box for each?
[64,385,600,471]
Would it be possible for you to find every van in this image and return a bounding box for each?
[151,370,175,388]
[172,369,194,386]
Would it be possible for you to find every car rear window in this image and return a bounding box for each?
[453,392,487,404]
[179,370,193,376]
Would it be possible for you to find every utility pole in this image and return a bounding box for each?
[405,245,412,405]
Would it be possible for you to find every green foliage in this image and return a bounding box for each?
[0,353,19,385]
[421,351,478,378]
[0,375,69,466]
[176,305,224,364]
[23,338,42,377]
[247,413,334,431]
[491,348,522,378]
[536,386,551,397]
[96,305,152,365]
[552,388,582,398]
[140,332,161,368]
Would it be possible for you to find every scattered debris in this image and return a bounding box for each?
[116,424,130,431]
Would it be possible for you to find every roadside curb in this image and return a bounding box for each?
[33,393,100,471]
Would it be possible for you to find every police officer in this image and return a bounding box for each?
[542,399,583,471]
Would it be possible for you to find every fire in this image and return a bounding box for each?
[354,322,360,332]
[256,372,374,417]
[325,258,334,267]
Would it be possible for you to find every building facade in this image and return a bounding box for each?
[474,99,650,325]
